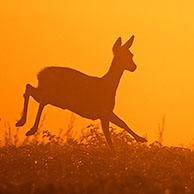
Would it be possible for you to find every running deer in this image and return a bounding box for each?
[16,36,147,150]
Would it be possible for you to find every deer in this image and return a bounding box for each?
[16,35,147,151]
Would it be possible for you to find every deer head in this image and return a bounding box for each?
[112,36,136,72]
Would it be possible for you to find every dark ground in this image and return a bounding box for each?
[0,128,194,194]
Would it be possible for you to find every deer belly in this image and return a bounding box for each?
[50,97,112,119]
[66,99,105,119]
[44,88,115,119]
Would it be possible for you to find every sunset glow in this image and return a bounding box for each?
[1,0,194,145]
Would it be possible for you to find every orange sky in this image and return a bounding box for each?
[0,0,194,145]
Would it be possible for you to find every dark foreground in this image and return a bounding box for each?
[1,129,194,194]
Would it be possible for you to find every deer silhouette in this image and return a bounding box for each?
[16,36,147,150]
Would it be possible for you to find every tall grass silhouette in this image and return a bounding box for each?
[1,121,194,194]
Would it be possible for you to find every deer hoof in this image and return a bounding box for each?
[16,119,26,127]
[135,136,147,143]
[26,129,37,136]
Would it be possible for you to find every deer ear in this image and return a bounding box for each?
[113,37,122,55]
[123,35,135,49]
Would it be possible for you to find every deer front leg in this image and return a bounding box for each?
[16,84,32,127]
[26,103,45,136]
[100,118,115,152]
[110,112,147,143]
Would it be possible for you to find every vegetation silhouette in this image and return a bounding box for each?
[16,35,147,150]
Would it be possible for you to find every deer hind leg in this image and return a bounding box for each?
[16,83,45,136]
[100,118,115,152]
[16,84,37,127]
[26,103,44,136]
[109,112,147,143]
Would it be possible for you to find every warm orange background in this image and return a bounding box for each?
[0,0,194,145]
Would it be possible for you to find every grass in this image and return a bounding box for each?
[0,124,194,194]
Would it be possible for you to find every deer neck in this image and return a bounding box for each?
[102,58,125,93]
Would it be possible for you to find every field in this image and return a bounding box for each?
[1,125,194,194]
